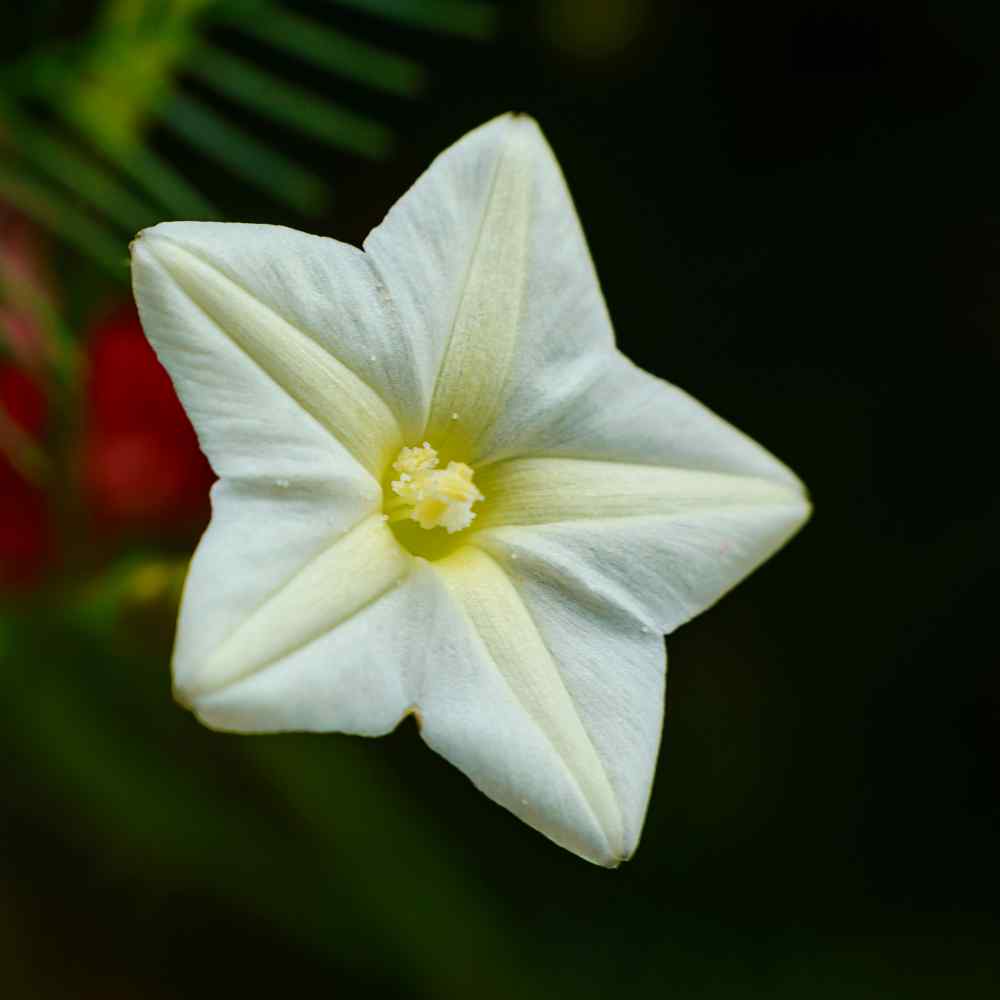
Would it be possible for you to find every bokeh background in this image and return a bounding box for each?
[3,1,998,996]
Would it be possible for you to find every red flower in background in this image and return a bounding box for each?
[0,364,51,591]
[84,305,214,531]
[0,363,46,438]
[1,205,213,591]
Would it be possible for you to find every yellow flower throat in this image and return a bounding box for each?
[385,442,483,534]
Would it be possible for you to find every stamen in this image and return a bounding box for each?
[388,442,483,533]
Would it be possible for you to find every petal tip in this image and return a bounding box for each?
[787,487,814,531]
[582,834,631,869]
[172,659,215,710]
[503,109,539,127]
[171,678,195,711]
[476,110,546,149]
[129,223,178,270]
[129,227,152,261]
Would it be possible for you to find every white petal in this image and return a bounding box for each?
[476,458,803,531]
[466,459,809,852]
[180,512,410,701]
[196,553,628,866]
[496,352,804,487]
[132,227,385,485]
[193,554,434,736]
[428,547,625,865]
[132,223,408,475]
[468,538,666,857]
[364,113,613,461]
[132,223,421,721]
[366,114,801,485]
[173,478,380,702]
[474,457,810,637]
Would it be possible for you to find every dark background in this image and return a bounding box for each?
[3,1,998,996]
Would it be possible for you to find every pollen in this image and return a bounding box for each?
[387,442,483,534]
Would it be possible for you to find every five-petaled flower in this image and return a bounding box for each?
[130,114,810,866]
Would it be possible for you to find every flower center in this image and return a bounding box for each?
[385,442,483,534]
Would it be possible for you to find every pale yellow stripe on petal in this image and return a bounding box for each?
[474,458,808,531]
[187,515,411,699]
[424,124,532,457]
[435,545,624,857]
[143,233,402,478]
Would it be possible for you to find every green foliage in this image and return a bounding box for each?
[0,0,496,279]
[215,1,429,96]
[330,0,498,38]
[0,159,126,275]
[162,93,330,215]
[2,597,545,998]
[186,42,393,158]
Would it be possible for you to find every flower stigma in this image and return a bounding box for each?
[386,442,483,534]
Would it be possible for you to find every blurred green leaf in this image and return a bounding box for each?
[0,618,370,967]
[67,553,179,639]
[187,43,393,158]
[0,0,496,277]
[251,735,543,998]
[111,141,219,220]
[214,1,428,97]
[0,608,534,998]
[0,100,159,233]
[9,46,218,220]
[329,0,499,38]
[163,93,330,215]
[0,163,126,277]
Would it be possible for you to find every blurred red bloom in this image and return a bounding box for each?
[0,364,51,591]
[84,304,214,531]
[1,363,46,437]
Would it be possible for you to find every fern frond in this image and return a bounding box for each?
[0,99,159,233]
[187,42,393,159]
[162,93,330,215]
[0,163,125,277]
[212,2,428,97]
[327,0,498,38]
[0,0,497,282]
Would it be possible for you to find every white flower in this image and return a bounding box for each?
[130,114,810,866]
